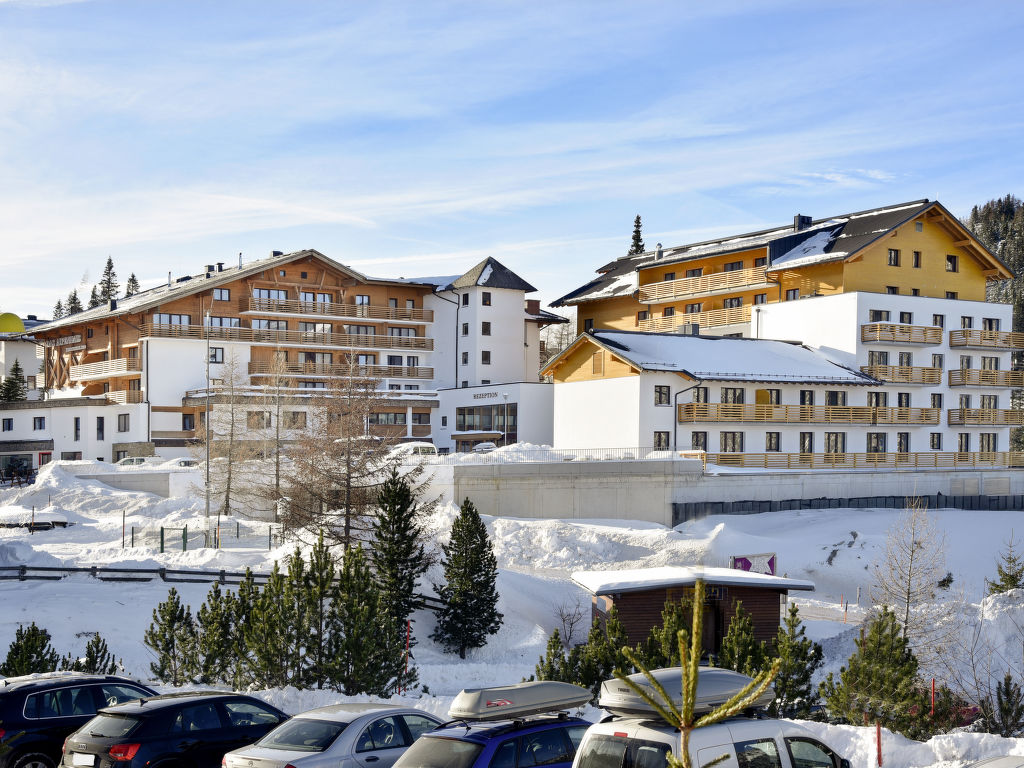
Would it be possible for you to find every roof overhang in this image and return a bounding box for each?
[572,566,815,595]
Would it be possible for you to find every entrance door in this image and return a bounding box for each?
[38,452,52,466]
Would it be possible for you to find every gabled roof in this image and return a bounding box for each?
[448,257,537,292]
[573,566,815,594]
[553,199,1011,306]
[542,329,876,385]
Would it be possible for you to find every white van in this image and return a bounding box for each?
[573,668,849,768]
[114,456,164,468]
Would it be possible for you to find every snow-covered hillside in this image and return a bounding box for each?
[1,461,1023,767]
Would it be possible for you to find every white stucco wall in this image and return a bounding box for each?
[553,377,642,449]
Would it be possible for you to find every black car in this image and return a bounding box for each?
[0,673,156,768]
[62,692,287,768]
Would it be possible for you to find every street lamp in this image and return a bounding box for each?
[502,392,509,447]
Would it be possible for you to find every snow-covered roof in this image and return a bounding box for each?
[587,330,875,384]
[572,566,815,594]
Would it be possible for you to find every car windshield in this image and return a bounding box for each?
[84,714,142,738]
[257,719,348,752]
[393,737,484,768]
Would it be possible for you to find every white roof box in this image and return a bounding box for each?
[599,667,773,719]
[449,681,593,721]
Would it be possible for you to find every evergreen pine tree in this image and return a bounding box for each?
[769,603,823,718]
[987,535,1024,595]
[305,532,337,688]
[980,673,1024,737]
[88,285,102,309]
[628,215,645,256]
[99,257,119,301]
[0,359,28,402]
[66,289,83,314]
[61,633,118,674]
[819,607,923,737]
[125,273,140,298]
[282,547,309,685]
[143,587,197,686]
[634,597,691,670]
[52,300,65,320]
[1,622,60,676]
[431,498,503,659]
[244,561,289,688]
[574,611,632,695]
[718,601,766,677]
[535,628,569,682]
[229,570,258,689]
[195,582,235,684]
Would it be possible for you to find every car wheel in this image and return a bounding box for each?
[12,753,57,768]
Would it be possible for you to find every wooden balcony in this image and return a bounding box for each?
[106,390,143,405]
[141,323,434,351]
[69,358,142,382]
[860,323,943,345]
[678,403,940,425]
[860,365,942,384]
[241,297,433,323]
[640,304,751,332]
[637,267,769,303]
[948,408,1024,426]
[704,451,1024,470]
[948,369,1024,387]
[949,328,1024,349]
[248,361,433,379]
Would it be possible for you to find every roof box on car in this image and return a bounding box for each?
[598,667,773,719]
[448,681,593,721]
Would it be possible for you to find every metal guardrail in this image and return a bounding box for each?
[433,446,707,468]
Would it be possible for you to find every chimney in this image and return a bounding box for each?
[655,243,664,259]
[526,299,540,314]
[205,264,215,272]
[271,250,284,258]
[109,299,117,311]
[238,252,243,268]
[793,214,813,231]
[27,315,37,321]
[216,262,224,272]
[167,271,172,287]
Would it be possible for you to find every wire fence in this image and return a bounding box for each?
[122,519,284,552]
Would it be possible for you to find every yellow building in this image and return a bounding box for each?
[554,200,1011,336]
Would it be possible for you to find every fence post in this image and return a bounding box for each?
[236,521,240,538]
[122,510,125,549]
[183,524,188,553]
[131,526,135,547]
[268,526,272,552]
[160,527,164,554]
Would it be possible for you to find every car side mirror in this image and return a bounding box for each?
[839,759,851,768]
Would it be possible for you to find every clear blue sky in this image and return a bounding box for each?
[2,0,1023,318]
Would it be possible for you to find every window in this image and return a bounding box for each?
[824,432,846,454]
[981,394,998,409]
[888,248,900,266]
[897,392,910,408]
[33,416,45,430]
[897,432,910,454]
[300,291,315,303]
[213,288,230,301]
[406,355,419,367]
[389,384,401,391]
[869,309,890,322]
[461,293,469,306]
[1,418,10,431]
[679,267,700,278]
[461,322,469,336]
[182,414,195,431]
[960,394,972,409]
[461,381,468,388]
[983,317,1001,331]
[693,387,708,403]
[653,431,670,450]
[899,351,912,367]
[345,324,373,335]
[932,354,944,369]
[685,303,702,314]
[410,412,429,424]
[980,433,998,453]
[96,417,104,441]
[387,355,403,366]
[916,221,924,232]
[278,269,286,277]
[74,417,80,441]
[866,433,887,453]
[724,261,743,272]
[663,272,675,281]
[765,432,780,452]
[663,306,675,317]
[758,388,780,405]
[355,294,370,305]
[913,251,921,268]
[981,356,1000,370]
[911,289,920,296]
[441,416,448,427]
[962,316,974,329]
[958,433,971,452]
[720,432,744,452]
[721,387,745,404]
[208,347,224,364]
[87,328,94,338]
[254,288,287,300]
[247,412,271,429]
[799,390,814,406]
[61,452,82,461]
[867,391,888,407]
[388,298,398,308]
[461,351,468,365]
[117,414,129,433]
[388,327,416,337]
[655,385,671,406]
[481,351,491,365]
[933,314,945,327]
[886,286,899,295]
[300,322,332,335]
[960,355,972,369]
[824,390,846,406]
[482,292,492,306]
[899,311,912,324]
[154,313,190,325]
[691,432,707,450]
[252,319,286,333]
[637,310,649,323]
[482,321,491,335]
[946,254,958,272]
[206,316,241,327]
[592,352,604,375]
[754,256,767,267]
[785,289,799,301]
[302,351,332,365]
[785,738,841,768]
[946,291,958,300]
[753,293,767,305]
[583,319,594,332]
[171,703,221,734]
[287,412,307,429]
[722,297,742,309]
[799,432,814,454]
[930,433,942,450]
[931,393,943,409]
[406,299,415,309]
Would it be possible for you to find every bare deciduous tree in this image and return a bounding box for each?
[552,596,587,648]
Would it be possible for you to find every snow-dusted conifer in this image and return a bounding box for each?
[305,532,337,688]
[628,215,645,256]
[988,535,1024,595]
[88,285,101,309]
[0,359,28,402]
[66,289,83,314]
[62,633,118,675]
[245,561,288,688]
[1,622,60,676]
[125,272,140,297]
[195,582,234,684]
[52,299,65,320]
[718,601,766,676]
[981,673,1024,737]
[143,588,196,686]
[769,602,822,718]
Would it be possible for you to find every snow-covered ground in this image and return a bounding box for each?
[2,461,1023,767]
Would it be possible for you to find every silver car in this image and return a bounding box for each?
[222,704,442,768]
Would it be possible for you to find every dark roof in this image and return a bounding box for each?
[449,257,536,292]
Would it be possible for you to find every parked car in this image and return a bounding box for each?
[223,703,442,768]
[113,457,163,468]
[159,458,200,469]
[393,681,591,768]
[387,443,438,461]
[0,672,155,768]
[61,692,287,768]
[471,442,498,454]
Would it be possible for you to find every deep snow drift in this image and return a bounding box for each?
[2,461,1023,767]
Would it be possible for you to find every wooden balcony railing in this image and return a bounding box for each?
[140,324,434,351]
[248,361,433,379]
[367,424,432,439]
[704,451,1024,470]
[69,358,142,381]
[948,408,1024,426]
[949,329,1024,349]
[640,304,751,332]
[860,365,942,384]
[860,323,943,345]
[678,403,940,425]
[106,389,144,404]
[948,369,1024,387]
[637,267,769,303]
[242,297,433,323]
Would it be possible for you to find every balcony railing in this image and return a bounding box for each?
[860,323,943,345]
[948,369,1024,387]
[141,324,434,351]
[703,451,1024,470]
[69,358,142,382]
[678,403,940,425]
[949,329,1024,349]
[151,430,196,439]
[637,267,769,303]
[640,304,751,332]
[860,365,942,384]
[248,361,433,380]
[948,408,1024,426]
[242,297,433,323]
[106,390,144,405]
